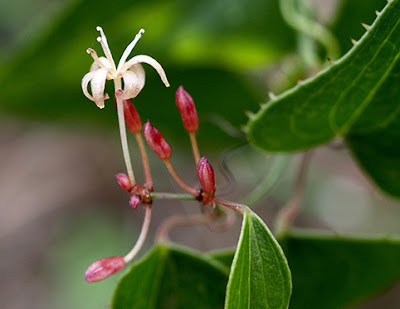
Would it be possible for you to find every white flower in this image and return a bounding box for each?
[82,27,170,109]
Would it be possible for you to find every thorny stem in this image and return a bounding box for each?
[150,192,197,201]
[189,131,201,165]
[215,198,249,214]
[114,78,135,184]
[135,132,152,187]
[123,204,152,263]
[276,151,312,234]
[156,213,214,242]
[163,159,199,196]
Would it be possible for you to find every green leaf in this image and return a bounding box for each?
[112,244,229,309]
[225,211,291,309]
[346,125,400,197]
[247,0,398,151]
[211,231,400,309]
[332,0,388,56]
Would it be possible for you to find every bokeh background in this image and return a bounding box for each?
[1,0,400,308]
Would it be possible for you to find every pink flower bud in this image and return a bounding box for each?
[84,256,125,283]
[197,156,215,194]
[175,86,198,132]
[115,173,132,191]
[129,194,141,209]
[143,121,171,160]
[123,99,142,133]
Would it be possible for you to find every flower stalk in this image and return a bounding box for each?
[123,204,152,263]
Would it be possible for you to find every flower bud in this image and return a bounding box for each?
[197,156,215,194]
[115,173,132,191]
[143,121,171,159]
[123,99,142,133]
[84,256,125,283]
[175,86,198,132]
[129,194,141,209]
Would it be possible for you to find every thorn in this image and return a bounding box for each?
[268,91,277,100]
[297,79,304,85]
[327,57,333,64]
[360,23,371,31]
[350,37,358,45]
[244,110,255,119]
[375,9,381,16]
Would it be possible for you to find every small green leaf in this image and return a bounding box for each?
[247,0,398,151]
[211,231,400,309]
[225,211,292,309]
[112,244,229,309]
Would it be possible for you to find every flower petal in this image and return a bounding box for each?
[91,68,109,109]
[81,71,96,101]
[118,64,145,100]
[122,55,170,87]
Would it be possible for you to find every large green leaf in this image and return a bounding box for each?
[112,244,229,309]
[247,0,400,196]
[332,0,388,56]
[225,210,291,309]
[211,231,400,309]
[247,0,398,151]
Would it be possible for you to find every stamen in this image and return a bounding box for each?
[87,48,106,69]
[96,26,116,70]
[117,28,145,71]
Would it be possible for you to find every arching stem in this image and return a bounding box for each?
[124,204,152,263]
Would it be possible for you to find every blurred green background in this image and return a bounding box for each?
[1,0,400,308]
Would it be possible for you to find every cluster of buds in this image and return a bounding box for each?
[84,85,218,283]
[81,27,234,284]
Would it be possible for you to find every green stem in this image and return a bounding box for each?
[279,0,340,60]
[150,192,197,201]
[240,155,289,206]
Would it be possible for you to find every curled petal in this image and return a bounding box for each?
[81,71,96,101]
[118,64,145,100]
[91,68,109,109]
[122,55,170,88]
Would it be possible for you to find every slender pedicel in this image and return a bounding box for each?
[163,159,199,196]
[115,78,136,184]
[124,205,152,263]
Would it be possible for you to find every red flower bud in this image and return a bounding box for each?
[143,121,171,159]
[175,86,198,132]
[123,99,142,133]
[129,194,141,209]
[84,256,125,283]
[197,156,215,194]
[115,173,132,191]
